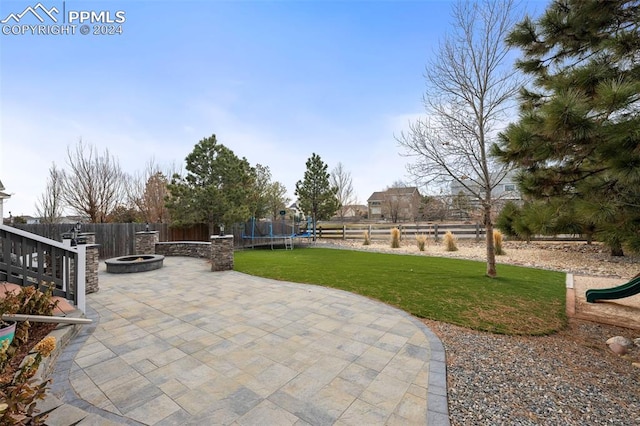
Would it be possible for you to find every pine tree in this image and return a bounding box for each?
[295,153,339,240]
[495,0,640,255]
[166,135,254,234]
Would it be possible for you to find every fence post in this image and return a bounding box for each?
[476,223,480,242]
[434,224,439,241]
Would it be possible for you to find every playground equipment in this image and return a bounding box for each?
[586,275,640,303]
[241,217,313,249]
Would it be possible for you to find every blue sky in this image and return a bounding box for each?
[0,0,544,218]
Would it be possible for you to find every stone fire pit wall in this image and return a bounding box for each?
[135,231,159,255]
[211,235,234,271]
[134,231,234,272]
[155,242,211,258]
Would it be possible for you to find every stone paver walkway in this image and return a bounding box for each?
[48,257,448,425]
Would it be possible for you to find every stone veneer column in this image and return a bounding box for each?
[135,231,159,255]
[79,233,99,294]
[210,235,234,271]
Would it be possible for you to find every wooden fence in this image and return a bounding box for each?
[12,223,210,259]
[315,222,486,241]
[13,221,582,258]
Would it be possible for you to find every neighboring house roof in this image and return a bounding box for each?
[367,187,420,202]
[367,191,387,202]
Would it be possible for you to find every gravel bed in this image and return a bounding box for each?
[314,239,640,425]
[427,320,640,426]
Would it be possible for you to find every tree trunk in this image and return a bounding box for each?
[311,214,317,241]
[610,240,624,257]
[484,205,497,278]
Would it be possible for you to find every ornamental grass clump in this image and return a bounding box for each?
[443,231,458,252]
[363,230,371,246]
[494,229,505,255]
[390,228,401,248]
[416,234,428,251]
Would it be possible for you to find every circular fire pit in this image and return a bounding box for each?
[105,255,164,274]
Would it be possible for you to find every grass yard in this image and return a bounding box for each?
[234,247,567,335]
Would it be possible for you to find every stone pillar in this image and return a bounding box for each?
[78,232,95,245]
[210,235,234,271]
[77,233,99,294]
[84,244,100,294]
[135,231,158,254]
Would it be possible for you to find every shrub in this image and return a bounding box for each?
[0,285,58,425]
[390,228,401,248]
[0,285,58,347]
[443,231,458,252]
[0,336,56,425]
[494,229,505,255]
[416,234,428,251]
[495,201,521,238]
[363,230,371,246]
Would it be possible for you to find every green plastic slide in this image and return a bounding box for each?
[586,275,640,303]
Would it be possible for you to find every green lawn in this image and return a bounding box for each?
[234,247,567,335]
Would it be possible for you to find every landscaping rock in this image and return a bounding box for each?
[606,336,633,348]
[608,342,627,355]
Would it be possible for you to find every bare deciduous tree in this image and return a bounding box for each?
[63,140,126,223]
[397,0,521,277]
[330,162,357,221]
[35,163,65,223]
[127,158,175,223]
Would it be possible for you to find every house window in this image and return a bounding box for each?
[504,184,516,192]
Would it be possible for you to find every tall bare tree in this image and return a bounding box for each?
[397,0,521,277]
[330,162,357,221]
[35,163,65,223]
[127,158,175,223]
[62,140,126,223]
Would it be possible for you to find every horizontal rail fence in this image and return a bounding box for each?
[316,223,486,241]
[14,223,212,258]
[0,224,84,310]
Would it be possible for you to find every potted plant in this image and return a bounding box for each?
[0,319,16,347]
[0,286,18,347]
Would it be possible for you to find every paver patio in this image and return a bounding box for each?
[47,256,448,425]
